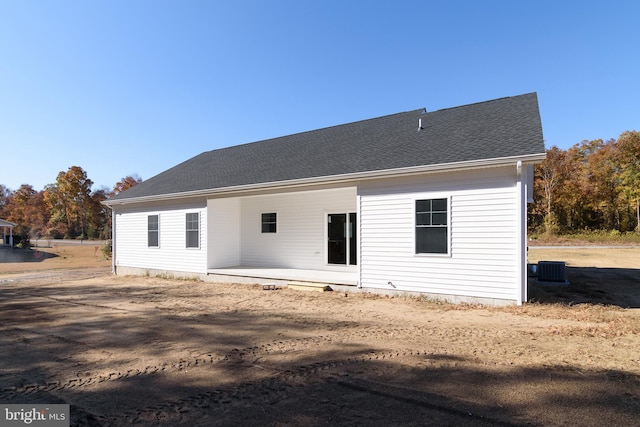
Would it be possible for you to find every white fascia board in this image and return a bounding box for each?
[104,153,546,207]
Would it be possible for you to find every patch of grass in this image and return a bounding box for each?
[496,302,640,337]
[529,230,640,246]
[547,317,640,338]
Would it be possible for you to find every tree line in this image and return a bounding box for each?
[530,130,640,235]
[1,131,638,246]
[0,166,141,245]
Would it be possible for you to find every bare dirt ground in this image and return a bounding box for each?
[0,245,639,426]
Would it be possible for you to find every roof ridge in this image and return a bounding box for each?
[203,108,426,154]
[429,92,537,114]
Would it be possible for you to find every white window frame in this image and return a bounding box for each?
[186,212,200,249]
[325,211,357,266]
[148,214,159,248]
[414,196,451,257]
[261,212,277,234]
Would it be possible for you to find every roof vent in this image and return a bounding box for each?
[418,118,423,131]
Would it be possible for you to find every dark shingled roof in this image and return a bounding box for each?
[109,93,544,201]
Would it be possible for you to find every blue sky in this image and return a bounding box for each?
[1,1,638,192]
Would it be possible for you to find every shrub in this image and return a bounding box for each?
[101,240,112,260]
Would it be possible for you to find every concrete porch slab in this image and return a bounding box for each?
[206,266,358,286]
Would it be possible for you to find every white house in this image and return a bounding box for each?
[104,93,545,305]
[0,219,17,247]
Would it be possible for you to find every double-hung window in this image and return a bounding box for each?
[148,215,159,247]
[261,213,277,233]
[186,212,199,248]
[415,198,448,254]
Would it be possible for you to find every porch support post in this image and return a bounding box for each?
[516,161,527,305]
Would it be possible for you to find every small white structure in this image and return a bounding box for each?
[104,93,545,305]
[0,219,17,247]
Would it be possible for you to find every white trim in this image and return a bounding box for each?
[185,211,200,249]
[516,161,527,305]
[414,195,452,257]
[356,194,362,288]
[148,213,160,248]
[105,154,546,206]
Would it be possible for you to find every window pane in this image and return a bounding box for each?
[431,212,447,225]
[262,223,276,233]
[262,213,276,223]
[186,231,198,248]
[148,215,158,231]
[416,227,447,254]
[186,213,198,230]
[349,212,357,266]
[432,198,447,211]
[416,200,431,212]
[416,212,431,226]
[148,231,158,247]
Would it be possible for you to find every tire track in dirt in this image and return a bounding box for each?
[93,347,438,427]
[0,318,554,399]
[1,327,456,427]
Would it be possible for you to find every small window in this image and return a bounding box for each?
[186,212,199,248]
[261,213,277,233]
[148,215,159,247]
[416,198,448,254]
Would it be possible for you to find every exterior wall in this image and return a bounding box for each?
[358,166,521,303]
[112,164,529,305]
[207,198,241,268]
[114,200,207,274]
[236,187,357,270]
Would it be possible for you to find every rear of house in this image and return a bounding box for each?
[105,93,545,305]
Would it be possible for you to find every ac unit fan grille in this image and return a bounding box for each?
[537,261,569,284]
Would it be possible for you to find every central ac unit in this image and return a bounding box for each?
[536,261,569,285]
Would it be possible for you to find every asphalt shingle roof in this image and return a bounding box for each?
[109,93,544,201]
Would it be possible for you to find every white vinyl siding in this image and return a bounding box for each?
[114,201,207,273]
[238,187,356,270]
[207,198,241,268]
[359,166,520,302]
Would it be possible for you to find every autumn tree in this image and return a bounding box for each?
[0,184,12,218]
[585,139,623,230]
[532,131,639,235]
[617,130,640,232]
[44,166,94,239]
[112,174,142,196]
[88,187,112,239]
[4,185,48,245]
[97,174,143,242]
[535,146,569,235]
